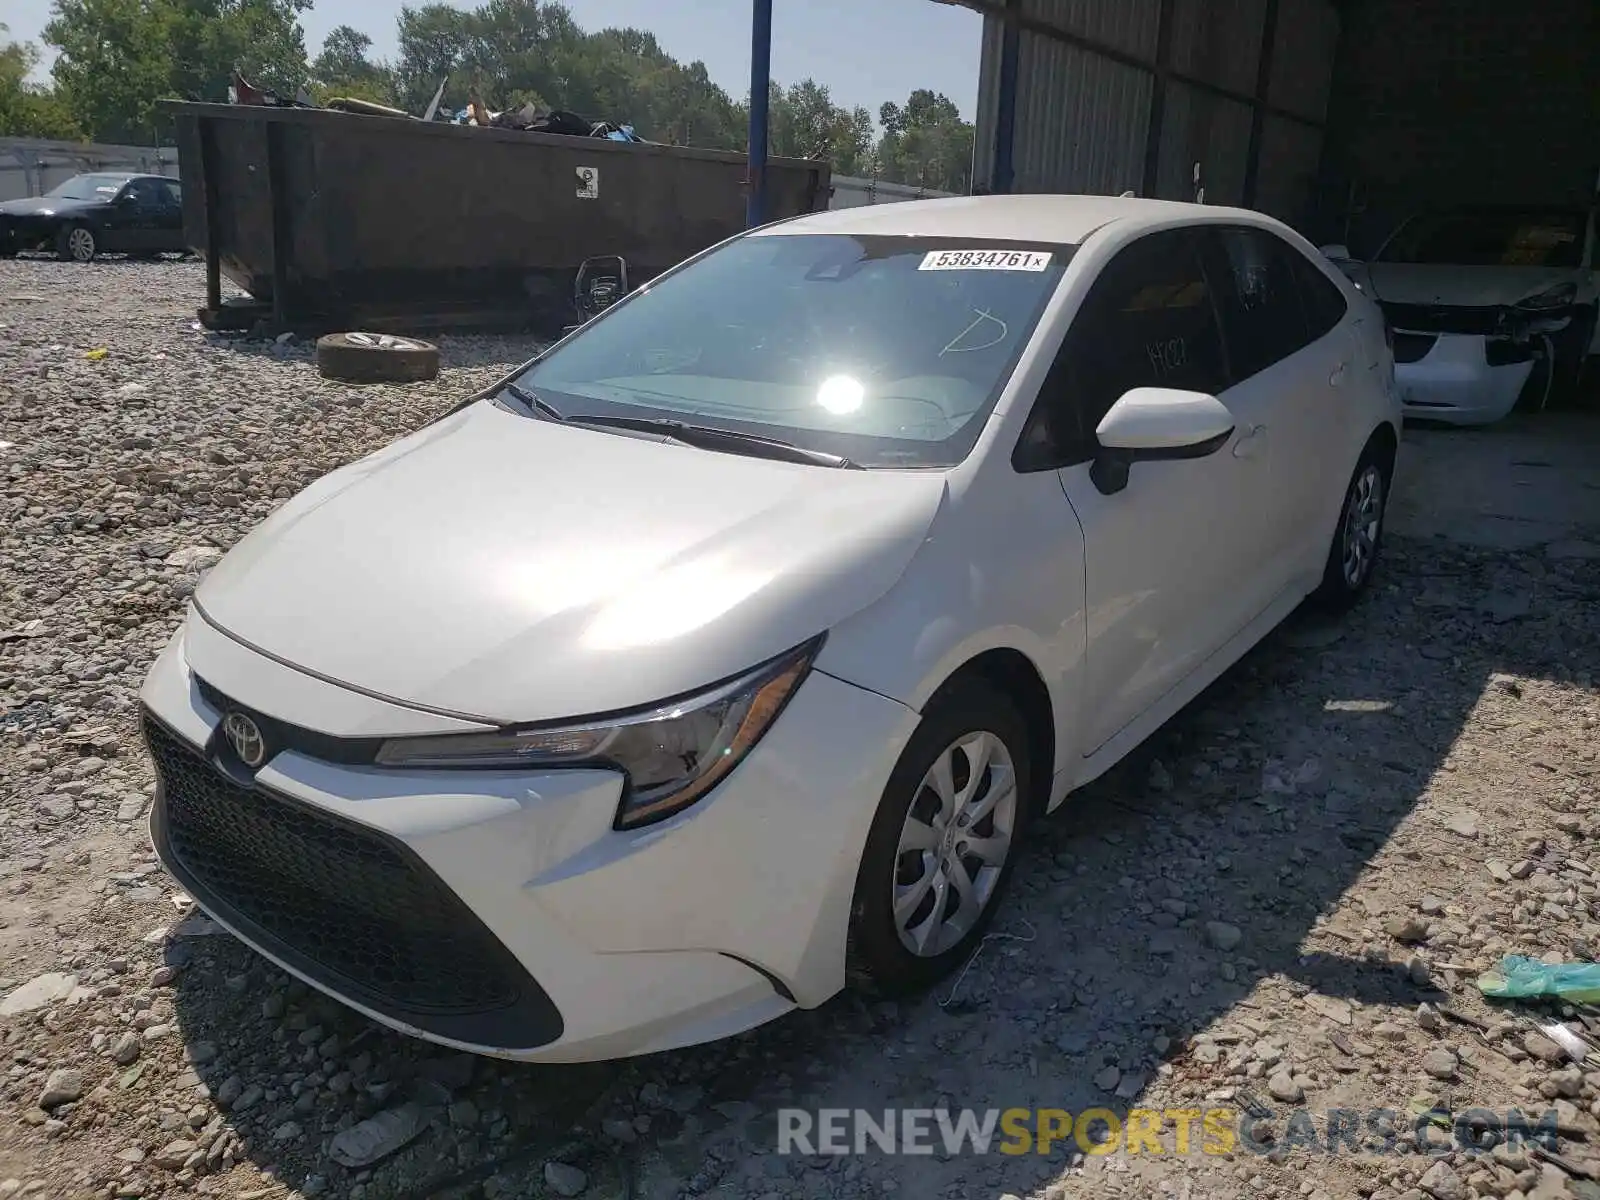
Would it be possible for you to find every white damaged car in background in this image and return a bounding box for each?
[1323,205,1598,425]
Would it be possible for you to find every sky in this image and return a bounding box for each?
[6,0,983,120]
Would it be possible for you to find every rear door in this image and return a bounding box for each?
[1198,225,1349,586]
[109,179,161,252]
[154,179,185,251]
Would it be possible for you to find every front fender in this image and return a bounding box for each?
[814,469,1088,782]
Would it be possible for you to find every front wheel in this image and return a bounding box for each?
[1313,440,1391,610]
[846,682,1032,997]
[56,223,97,263]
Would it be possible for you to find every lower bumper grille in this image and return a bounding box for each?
[143,710,562,1049]
[1381,302,1503,336]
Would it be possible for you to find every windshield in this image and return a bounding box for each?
[45,174,129,202]
[1378,209,1587,268]
[512,233,1073,468]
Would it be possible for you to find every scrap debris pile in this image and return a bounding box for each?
[226,69,640,142]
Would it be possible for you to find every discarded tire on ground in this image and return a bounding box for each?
[314,332,441,383]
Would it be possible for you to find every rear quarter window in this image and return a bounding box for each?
[1290,253,1349,342]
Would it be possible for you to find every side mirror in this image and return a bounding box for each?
[1090,387,1235,496]
[1319,243,1353,262]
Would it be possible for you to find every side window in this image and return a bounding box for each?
[1289,250,1350,342]
[127,179,162,206]
[1200,226,1311,381]
[1015,229,1228,468]
[160,180,182,207]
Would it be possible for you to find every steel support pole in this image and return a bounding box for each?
[992,0,1020,193]
[746,0,773,228]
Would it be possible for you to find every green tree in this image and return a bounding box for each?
[390,0,746,146]
[765,79,874,174]
[876,88,973,192]
[0,23,83,138]
[309,24,395,104]
[43,0,310,143]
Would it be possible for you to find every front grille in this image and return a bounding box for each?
[1391,331,1438,364]
[194,675,382,765]
[143,711,562,1047]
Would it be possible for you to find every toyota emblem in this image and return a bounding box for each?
[222,711,267,768]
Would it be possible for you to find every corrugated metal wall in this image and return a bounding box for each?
[0,137,180,204]
[1010,38,1152,195]
[828,176,959,209]
[1321,0,1600,253]
[1157,84,1252,206]
[1019,0,1160,58]
[972,0,1341,230]
[1169,0,1266,97]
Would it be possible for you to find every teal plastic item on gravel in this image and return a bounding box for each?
[1478,955,1600,1004]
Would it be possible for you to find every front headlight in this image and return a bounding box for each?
[1517,282,1577,311]
[374,636,822,829]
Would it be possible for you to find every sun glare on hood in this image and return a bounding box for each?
[583,556,776,651]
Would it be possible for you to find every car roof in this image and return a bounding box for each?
[754,193,1279,246]
[78,172,173,183]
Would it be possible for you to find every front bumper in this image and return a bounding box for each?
[140,624,917,1062]
[1393,331,1533,426]
[0,218,52,254]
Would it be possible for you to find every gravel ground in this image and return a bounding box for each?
[4,259,1600,1200]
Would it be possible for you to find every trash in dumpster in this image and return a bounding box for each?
[324,97,415,120]
[1478,955,1600,1003]
[456,91,639,140]
[227,70,313,110]
[224,62,642,144]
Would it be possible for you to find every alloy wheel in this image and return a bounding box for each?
[892,730,1018,958]
[1341,463,1383,587]
[68,227,95,262]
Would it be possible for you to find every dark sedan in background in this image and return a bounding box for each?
[0,172,187,263]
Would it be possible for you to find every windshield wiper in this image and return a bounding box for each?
[499,381,565,422]
[568,414,860,469]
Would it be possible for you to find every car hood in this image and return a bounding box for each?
[1365,263,1583,308]
[0,196,102,218]
[196,401,947,724]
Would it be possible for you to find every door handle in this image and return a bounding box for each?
[1329,362,1348,387]
[1232,423,1267,459]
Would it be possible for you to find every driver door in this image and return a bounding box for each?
[103,181,149,252]
[1022,227,1281,754]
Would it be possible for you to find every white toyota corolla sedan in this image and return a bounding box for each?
[141,195,1400,1063]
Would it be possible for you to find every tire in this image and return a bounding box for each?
[1312,437,1392,611]
[56,223,97,263]
[846,682,1033,997]
[314,332,441,384]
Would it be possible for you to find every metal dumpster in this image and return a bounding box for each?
[164,101,832,335]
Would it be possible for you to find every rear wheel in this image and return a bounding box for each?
[56,223,97,263]
[846,682,1032,997]
[1312,439,1391,610]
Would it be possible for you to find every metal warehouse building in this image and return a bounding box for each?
[953,0,1598,252]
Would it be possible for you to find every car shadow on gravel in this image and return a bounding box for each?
[160,531,1599,1200]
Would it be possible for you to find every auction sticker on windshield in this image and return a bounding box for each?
[919,249,1053,272]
